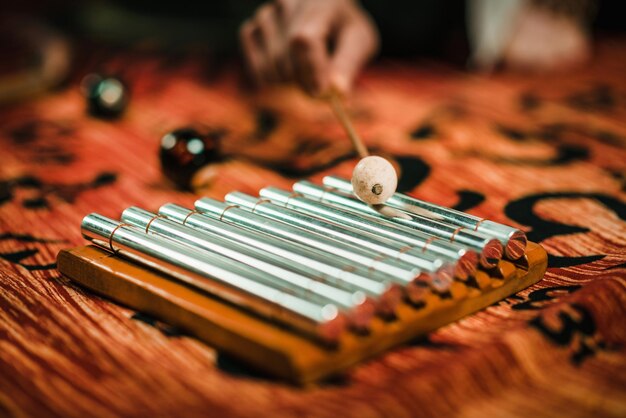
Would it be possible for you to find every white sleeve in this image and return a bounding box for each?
[466,0,525,69]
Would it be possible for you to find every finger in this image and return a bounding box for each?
[239,19,265,86]
[272,0,300,81]
[276,42,295,83]
[287,5,337,95]
[329,16,379,95]
[290,36,330,95]
[255,4,282,82]
[274,0,299,21]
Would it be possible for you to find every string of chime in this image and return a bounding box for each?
[81,176,527,346]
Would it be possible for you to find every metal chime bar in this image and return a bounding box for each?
[323,175,527,260]
[81,213,346,345]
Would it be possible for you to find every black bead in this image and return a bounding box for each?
[159,128,222,189]
[82,74,128,119]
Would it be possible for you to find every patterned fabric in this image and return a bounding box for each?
[0,41,625,418]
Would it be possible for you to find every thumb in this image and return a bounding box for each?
[329,17,379,95]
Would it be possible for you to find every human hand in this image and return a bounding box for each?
[503,6,591,73]
[240,0,379,96]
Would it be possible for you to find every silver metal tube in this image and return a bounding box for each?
[295,183,502,269]
[294,180,479,281]
[81,213,346,345]
[223,192,455,294]
[121,206,374,330]
[323,175,527,260]
[166,202,405,314]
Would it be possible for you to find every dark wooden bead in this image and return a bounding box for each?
[159,128,222,189]
[82,74,128,119]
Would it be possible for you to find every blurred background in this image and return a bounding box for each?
[1,0,624,106]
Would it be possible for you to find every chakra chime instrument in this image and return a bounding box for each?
[57,176,547,384]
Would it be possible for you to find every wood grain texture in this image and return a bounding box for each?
[56,243,547,384]
[1,40,626,417]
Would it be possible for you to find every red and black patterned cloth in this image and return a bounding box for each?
[0,41,625,417]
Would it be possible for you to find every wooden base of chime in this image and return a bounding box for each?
[57,242,547,385]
